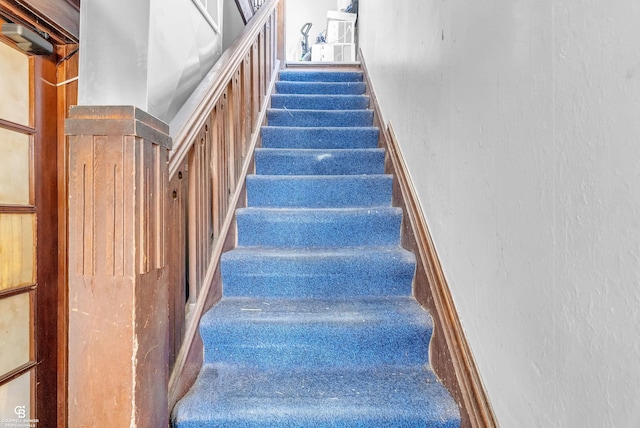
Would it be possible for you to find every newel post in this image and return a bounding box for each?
[65,106,171,427]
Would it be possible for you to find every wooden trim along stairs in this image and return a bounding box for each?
[360,53,499,428]
[168,0,280,410]
[168,59,280,410]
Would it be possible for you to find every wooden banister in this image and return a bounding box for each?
[166,0,281,410]
[169,0,279,179]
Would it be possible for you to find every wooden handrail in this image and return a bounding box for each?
[169,0,279,179]
[166,0,280,410]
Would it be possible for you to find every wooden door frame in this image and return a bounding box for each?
[32,51,60,428]
[0,4,79,425]
[0,34,60,424]
[55,42,78,428]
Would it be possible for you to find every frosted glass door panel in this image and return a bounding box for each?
[0,371,32,420]
[0,214,35,291]
[0,42,30,126]
[0,292,32,376]
[0,38,37,427]
[0,128,31,205]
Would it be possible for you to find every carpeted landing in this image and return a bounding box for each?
[172,69,461,427]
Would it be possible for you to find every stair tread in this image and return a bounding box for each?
[272,94,367,98]
[223,245,416,268]
[200,296,433,368]
[255,147,385,175]
[238,206,401,213]
[271,94,370,110]
[224,244,415,257]
[236,206,403,219]
[223,245,416,265]
[262,125,378,131]
[202,296,431,328]
[278,70,364,82]
[236,207,402,248]
[256,147,383,153]
[261,126,380,149]
[271,94,368,99]
[173,364,460,427]
[247,174,392,208]
[248,173,392,180]
[275,81,366,95]
[267,108,374,127]
[277,82,365,88]
[221,245,416,298]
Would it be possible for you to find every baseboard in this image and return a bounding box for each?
[360,54,498,428]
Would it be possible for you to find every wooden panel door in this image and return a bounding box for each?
[0,37,59,425]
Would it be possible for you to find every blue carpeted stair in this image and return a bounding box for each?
[172,69,461,427]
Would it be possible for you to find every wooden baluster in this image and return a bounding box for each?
[259,31,266,105]
[187,146,197,304]
[204,120,213,251]
[196,133,204,290]
[265,18,272,87]
[218,98,229,220]
[211,107,221,238]
[168,162,187,368]
[242,56,252,149]
[251,41,260,128]
[232,70,244,173]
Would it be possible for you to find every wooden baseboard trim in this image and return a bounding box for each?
[359,54,498,428]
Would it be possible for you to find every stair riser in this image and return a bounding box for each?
[202,324,431,369]
[267,109,374,128]
[276,81,366,95]
[260,126,380,149]
[236,209,402,247]
[247,175,392,208]
[279,70,364,82]
[270,94,370,110]
[220,251,416,298]
[255,148,385,175]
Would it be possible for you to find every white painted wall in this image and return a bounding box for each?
[223,0,245,50]
[147,0,223,122]
[359,1,640,426]
[79,0,224,124]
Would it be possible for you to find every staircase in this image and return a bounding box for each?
[172,69,461,427]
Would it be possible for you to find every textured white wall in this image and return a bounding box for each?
[359,1,640,426]
[78,0,150,110]
[223,0,245,50]
[79,0,223,124]
[147,0,223,122]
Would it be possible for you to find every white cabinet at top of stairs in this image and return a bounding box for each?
[311,10,356,63]
[311,43,355,62]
